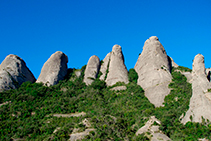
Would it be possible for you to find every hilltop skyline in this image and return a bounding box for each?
[1,0,211,78]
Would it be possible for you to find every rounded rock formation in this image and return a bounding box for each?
[83,55,100,85]
[36,51,68,86]
[105,45,129,86]
[0,54,36,91]
[134,36,172,107]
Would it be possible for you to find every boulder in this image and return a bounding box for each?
[110,86,127,91]
[181,54,211,124]
[36,51,68,86]
[0,54,36,91]
[136,116,171,141]
[99,52,111,81]
[134,36,172,107]
[83,55,100,85]
[105,45,129,86]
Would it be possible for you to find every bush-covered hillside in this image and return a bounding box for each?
[0,66,211,140]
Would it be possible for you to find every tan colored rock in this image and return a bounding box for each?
[110,86,127,91]
[36,51,68,86]
[105,45,129,86]
[136,116,171,141]
[169,56,178,68]
[181,72,192,83]
[99,52,111,81]
[134,36,172,107]
[0,54,36,91]
[83,55,100,85]
[206,68,211,82]
[69,128,95,141]
[181,54,211,124]
[50,112,86,118]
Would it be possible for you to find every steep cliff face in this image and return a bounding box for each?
[181,54,211,124]
[105,45,129,86]
[36,51,68,86]
[134,36,172,107]
[83,55,100,85]
[0,54,36,91]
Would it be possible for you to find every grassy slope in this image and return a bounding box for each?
[0,67,211,140]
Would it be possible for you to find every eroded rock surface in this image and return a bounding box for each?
[136,116,171,141]
[181,54,211,124]
[99,52,111,81]
[36,51,68,86]
[134,36,172,107]
[83,55,100,85]
[105,45,129,86]
[169,56,178,68]
[0,54,36,91]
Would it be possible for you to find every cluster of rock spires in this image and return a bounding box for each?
[1,36,211,125]
[83,44,129,86]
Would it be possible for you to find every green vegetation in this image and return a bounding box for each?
[128,68,138,83]
[0,66,211,140]
[174,66,192,72]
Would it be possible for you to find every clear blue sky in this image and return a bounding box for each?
[1,0,211,79]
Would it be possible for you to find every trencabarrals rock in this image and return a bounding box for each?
[83,55,100,85]
[0,54,36,91]
[36,51,68,86]
[181,54,211,124]
[105,45,129,86]
[134,36,172,107]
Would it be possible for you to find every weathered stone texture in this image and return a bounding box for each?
[36,51,68,86]
[99,52,111,81]
[136,116,171,141]
[0,54,36,91]
[105,45,129,86]
[83,55,100,85]
[134,36,172,107]
[181,54,211,124]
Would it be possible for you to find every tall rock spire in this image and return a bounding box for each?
[83,55,100,85]
[181,54,211,124]
[134,36,172,107]
[105,45,129,86]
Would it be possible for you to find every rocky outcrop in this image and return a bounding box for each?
[134,36,172,107]
[36,51,68,86]
[181,54,211,124]
[136,116,171,141]
[0,54,36,91]
[105,45,129,86]
[99,52,111,81]
[169,56,178,68]
[110,86,127,91]
[206,68,211,82]
[83,55,100,85]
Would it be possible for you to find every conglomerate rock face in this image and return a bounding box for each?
[83,55,100,85]
[0,54,36,91]
[36,51,68,86]
[181,54,211,124]
[105,45,129,86]
[134,36,172,107]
